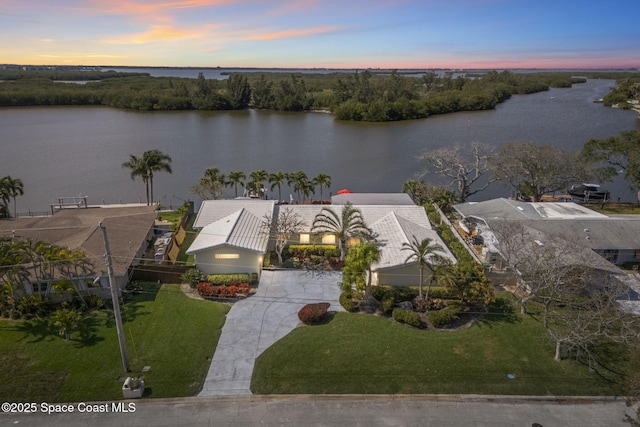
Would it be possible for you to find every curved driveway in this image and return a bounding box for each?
[199,270,343,396]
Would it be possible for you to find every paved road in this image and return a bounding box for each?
[199,269,343,396]
[1,395,634,427]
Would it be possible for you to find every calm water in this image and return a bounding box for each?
[1,79,639,214]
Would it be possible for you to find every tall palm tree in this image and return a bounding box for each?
[268,171,287,202]
[227,171,246,197]
[312,173,331,203]
[143,149,172,205]
[0,176,24,218]
[311,202,373,261]
[249,169,268,198]
[287,170,308,203]
[122,155,150,205]
[401,236,446,300]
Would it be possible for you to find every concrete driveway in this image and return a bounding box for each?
[199,269,343,396]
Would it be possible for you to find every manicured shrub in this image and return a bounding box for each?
[391,308,421,327]
[339,292,357,312]
[196,282,215,297]
[288,245,340,259]
[298,302,330,325]
[370,285,390,301]
[181,268,207,288]
[380,295,396,314]
[428,305,461,328]
[207,273,250,286]
[17,294,45,319]
[427,286,450,299]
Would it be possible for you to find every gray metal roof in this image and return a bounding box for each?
[331,193,415,205]
[372,212,455,271]
[455,198,640,251]
[187,208,268,254]
[193,199,275,229]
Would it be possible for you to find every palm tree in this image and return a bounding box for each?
[122,155,150,205]
[312,173,331,203]
[287,170,308,203]
[401,236,446,300]
[143,149,172,205]
[227,171,246,197]
[341,241,381,295]
[249,169,268,198]
[268,171,287,202]
[311,202,373,261]
[0,176,24,218]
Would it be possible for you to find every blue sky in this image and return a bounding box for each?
[1,0,638,68]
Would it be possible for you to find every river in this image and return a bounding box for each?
[0,78,638,215]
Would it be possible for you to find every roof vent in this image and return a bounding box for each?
[586,236,591,240]
[584,228,589,232]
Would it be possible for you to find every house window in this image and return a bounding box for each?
[215,253,240,259]
[321,235,335,245]
[299,234,310,244]
[347,237,361,247]
[34,282,48,293]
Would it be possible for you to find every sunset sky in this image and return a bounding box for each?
[2,0,639,69]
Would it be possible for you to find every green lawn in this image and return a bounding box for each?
[252,294,629,395]
[587,202,640,215]
[0,283,228,402]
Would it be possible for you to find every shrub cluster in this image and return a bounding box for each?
[288,245,340,259]
[181,268,207,288]
[428,305,461,328]
[298,302,330,325]
[339,292,357,312]
[392,308,421,327]
[206,273,250,286]
[196,282,251,299]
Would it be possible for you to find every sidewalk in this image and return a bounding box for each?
[198,270,343,396]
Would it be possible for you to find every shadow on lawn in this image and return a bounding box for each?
[475,295,521,328]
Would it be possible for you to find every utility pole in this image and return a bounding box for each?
[99,222,131,373]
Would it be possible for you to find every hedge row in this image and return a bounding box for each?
[288,245,340,259]
[392,308,421,327]
[428,304,461,328]
[206,273,250,286]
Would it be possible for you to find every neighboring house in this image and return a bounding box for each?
[453,198,640,269]
[187,194,455,286]
[0,205,156,298]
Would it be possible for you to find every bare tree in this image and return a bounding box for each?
[261,207,306,265]
[494,223,639,362]
[490,141,591,201]
[419,142,496,203]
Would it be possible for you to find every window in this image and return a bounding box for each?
[321,235,335,245]
[299,233,310,244]
[215,253,240,259]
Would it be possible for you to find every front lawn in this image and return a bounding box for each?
[0,283,228,402]
[252,293,628,395]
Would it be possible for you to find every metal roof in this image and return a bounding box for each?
[193,199,275,229]
[371,212,456,271]
[331,193,415,206]
[187,208,268,254]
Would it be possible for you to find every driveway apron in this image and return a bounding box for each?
[199,270,343,396]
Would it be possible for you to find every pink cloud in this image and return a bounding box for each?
[248,25,341,41]
[101,24,209,44]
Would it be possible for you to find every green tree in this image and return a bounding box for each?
[312,173,331,203]
[122,154,150,205]
[227,74,251,109]
[268,171,287,202]
[227,171,246,197]
[341,241,381,294]
[287,170,309,202]
[190,167,225,200]
[311,202,373,261]
[401,236,447,300]
[260,207,306,265]
[50,308,82,341]
[581,129,640,190]
[0,176,24,218]
[143,149,173,205]
[251,74,275,109]
[249,169,268,198]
